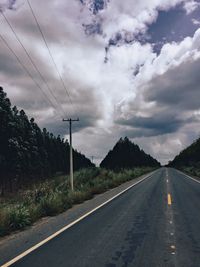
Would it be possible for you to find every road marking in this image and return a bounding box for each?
[168,194,172,205]
[0,171,155,267]
[167,179,169,183]
[177,170,200,184]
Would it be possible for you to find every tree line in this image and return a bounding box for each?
[169,137,200,168]
[100,137,160,170]
[0,87,94,194]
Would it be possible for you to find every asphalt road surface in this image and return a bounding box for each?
[3,168,200,267]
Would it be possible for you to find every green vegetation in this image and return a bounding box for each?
[169,137,200,178]
[0,87,159,237]
[100,137,160,170]
[0,167,154,237]
[0,87,94,195]
[176,166,200,179]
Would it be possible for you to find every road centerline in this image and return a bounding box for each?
[168,193,172,205]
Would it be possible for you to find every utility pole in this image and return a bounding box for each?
[63,118,79,191]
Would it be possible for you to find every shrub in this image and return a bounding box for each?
[74,168,101,188]
[0,208,10,236]
[28,204,42,223]
[0,205,31,234]
[68,190,92,204]
[0,167,155,237]
[39,193,63,216]
[59,194,73,210]
[8,205,31,231]
[23,182,53,205]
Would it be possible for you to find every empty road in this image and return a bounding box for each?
[2,168,200,267]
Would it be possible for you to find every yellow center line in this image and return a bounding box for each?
[168,193,172,205]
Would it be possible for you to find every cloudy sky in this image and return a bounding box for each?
[0,0,200,165]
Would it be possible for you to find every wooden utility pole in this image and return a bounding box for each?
[63,118,79,191]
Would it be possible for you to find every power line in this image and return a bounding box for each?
[0,11,66,117]
[0,33,63,119]
[0,11,66,118]
[26,0,75,110]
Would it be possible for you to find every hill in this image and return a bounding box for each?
[0,87,94,193]
[169,137,200,168]
[100,137,160,170]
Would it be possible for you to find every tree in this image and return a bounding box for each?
[100,137,160,170]
[169,137,200,168]
[0,87,94,194]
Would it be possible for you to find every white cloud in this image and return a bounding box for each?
[183,0,200,14]
[192,18,200,25]
[1,0,200,164]
[115,28,200,164]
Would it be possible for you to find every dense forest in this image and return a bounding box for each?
[100,137,160,170]
[0,87,94,194]
[169,137,200,168]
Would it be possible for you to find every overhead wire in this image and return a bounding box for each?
[0,32,63,119]
[0,11,67,118]
[26,0,77,114]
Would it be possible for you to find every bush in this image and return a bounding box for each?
[68,190,92,204]
[28,204,42,223]
[0,166,155,237]
[0,209,10,236]
[23,182,53,205]
[39,193,64,216]
[8,205,31,231]
[74,168,101,189]
[0,205,31,235]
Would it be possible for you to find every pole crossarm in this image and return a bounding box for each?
[63,118,79,191]
[63,118,79,122]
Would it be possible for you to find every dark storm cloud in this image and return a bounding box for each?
[1,0,200,165]
[116,113,193,138]
[116,48,200,139]
[0,41,63,110]
[4,9,65,45]
[0,49,23,76]
[1,1,85,48]
[0,32,58,82]
[145,58,200,110]
[0,0,105,140]
[43,113,99,137]
[39,93,102,137]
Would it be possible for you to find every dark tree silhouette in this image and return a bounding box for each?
[169,137,200,168]
[100,137,160,170]
[0,87,94,194]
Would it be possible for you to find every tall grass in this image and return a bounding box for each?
[0,167,154,237]
[180,166,200,178]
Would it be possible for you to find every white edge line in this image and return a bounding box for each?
[176,169,200,184]
[1,171,156,267]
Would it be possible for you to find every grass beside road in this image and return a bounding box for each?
[178,166,200,180]
[0,167,154,237]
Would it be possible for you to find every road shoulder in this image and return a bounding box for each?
[0,170,156,266]
[175,169,200,183]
